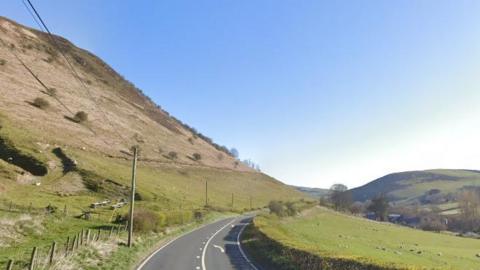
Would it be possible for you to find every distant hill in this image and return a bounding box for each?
[351,169,480,203]
[292,185,329,198]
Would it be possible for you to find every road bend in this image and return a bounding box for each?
[137,215,259,270]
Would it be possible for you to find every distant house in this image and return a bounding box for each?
[364,212,420,228]
[388,214,402,223]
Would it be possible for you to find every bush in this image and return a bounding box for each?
[285,202,298,216]
[32,97,49,109]
[268,201,286,217]
[0,59,6,65]
[47,88,57,97]
[167,151,178,160]
[192,153,202,161]
[126,209,161,233]
[73,111,88,123]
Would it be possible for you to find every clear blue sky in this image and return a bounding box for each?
[3,1,480,188]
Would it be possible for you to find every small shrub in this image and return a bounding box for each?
[188,137,194,145]
[217,153,224,161]
[125,209,161,233]
[32,97,49,109]
[285,202,298,216]
[73,111,88,123]
[46,88,57,97]
[192,153,202,161]
[268,201,286,217]
[168,151,178,160]
[0,59,6,65]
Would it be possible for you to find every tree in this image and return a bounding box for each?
[458,190,480,230]
[73,111,88,123]
[367,194,389,221]
[230,148,239,158]
[268,201,285,217]
[192,153,202,161]
[329,184,352,211]
[350,201,365,215]
[32,97,49,109]
[167,151,178,160]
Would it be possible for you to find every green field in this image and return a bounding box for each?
[252,207,480,269]
[0,115,305,268]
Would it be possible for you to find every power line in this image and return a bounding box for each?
[0,36,98,136]
[23,0,130,147]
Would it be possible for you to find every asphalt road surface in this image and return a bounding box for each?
[138,216,259,270]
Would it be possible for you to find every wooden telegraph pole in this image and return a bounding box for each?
[127,146,138,248]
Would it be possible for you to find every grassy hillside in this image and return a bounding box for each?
[0,16,305,267]
[246,207,480,270]
[351,169,480,203]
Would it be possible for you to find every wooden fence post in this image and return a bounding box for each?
[9,201,12,211]
[75,233,80,249]
[6,259,13,270]
[72,235,77,251]
[86,229,91,245]
[109,226,113,238]
[81,229,85,246]
[29,246,37,270]
[63,204,67,216]
[65,236,70,256]
[96,229,101,241]
[49,241,56,264]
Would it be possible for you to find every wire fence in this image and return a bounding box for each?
[3,223,127,270]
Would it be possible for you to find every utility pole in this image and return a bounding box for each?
[205,180,208,207]
[127,146,138,248]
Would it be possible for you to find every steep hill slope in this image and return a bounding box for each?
[0,16,304,213]
[351,169,480,203]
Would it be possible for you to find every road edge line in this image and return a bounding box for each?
[201,218,237,270]
[237,221,259,270]
[136,216,235,270]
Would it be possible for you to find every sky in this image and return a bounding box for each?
[2,1,480,189]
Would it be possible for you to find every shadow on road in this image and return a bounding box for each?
[222,218,259,270]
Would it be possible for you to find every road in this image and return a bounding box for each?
[137,215,259,270]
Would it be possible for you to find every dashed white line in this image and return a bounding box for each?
[201,218,237,270]
[136,218,231,270]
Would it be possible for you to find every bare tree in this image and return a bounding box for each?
[367,194,389,221]
[458,190,480,230]
[350,201,365,215]
[329,184,352,211]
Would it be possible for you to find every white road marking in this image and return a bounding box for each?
[196,267,200,270]
[237,222,259,270]
[213,245,225,253]
[136,218,231,270]
[196,255,200,259]
[201,218,237,270]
